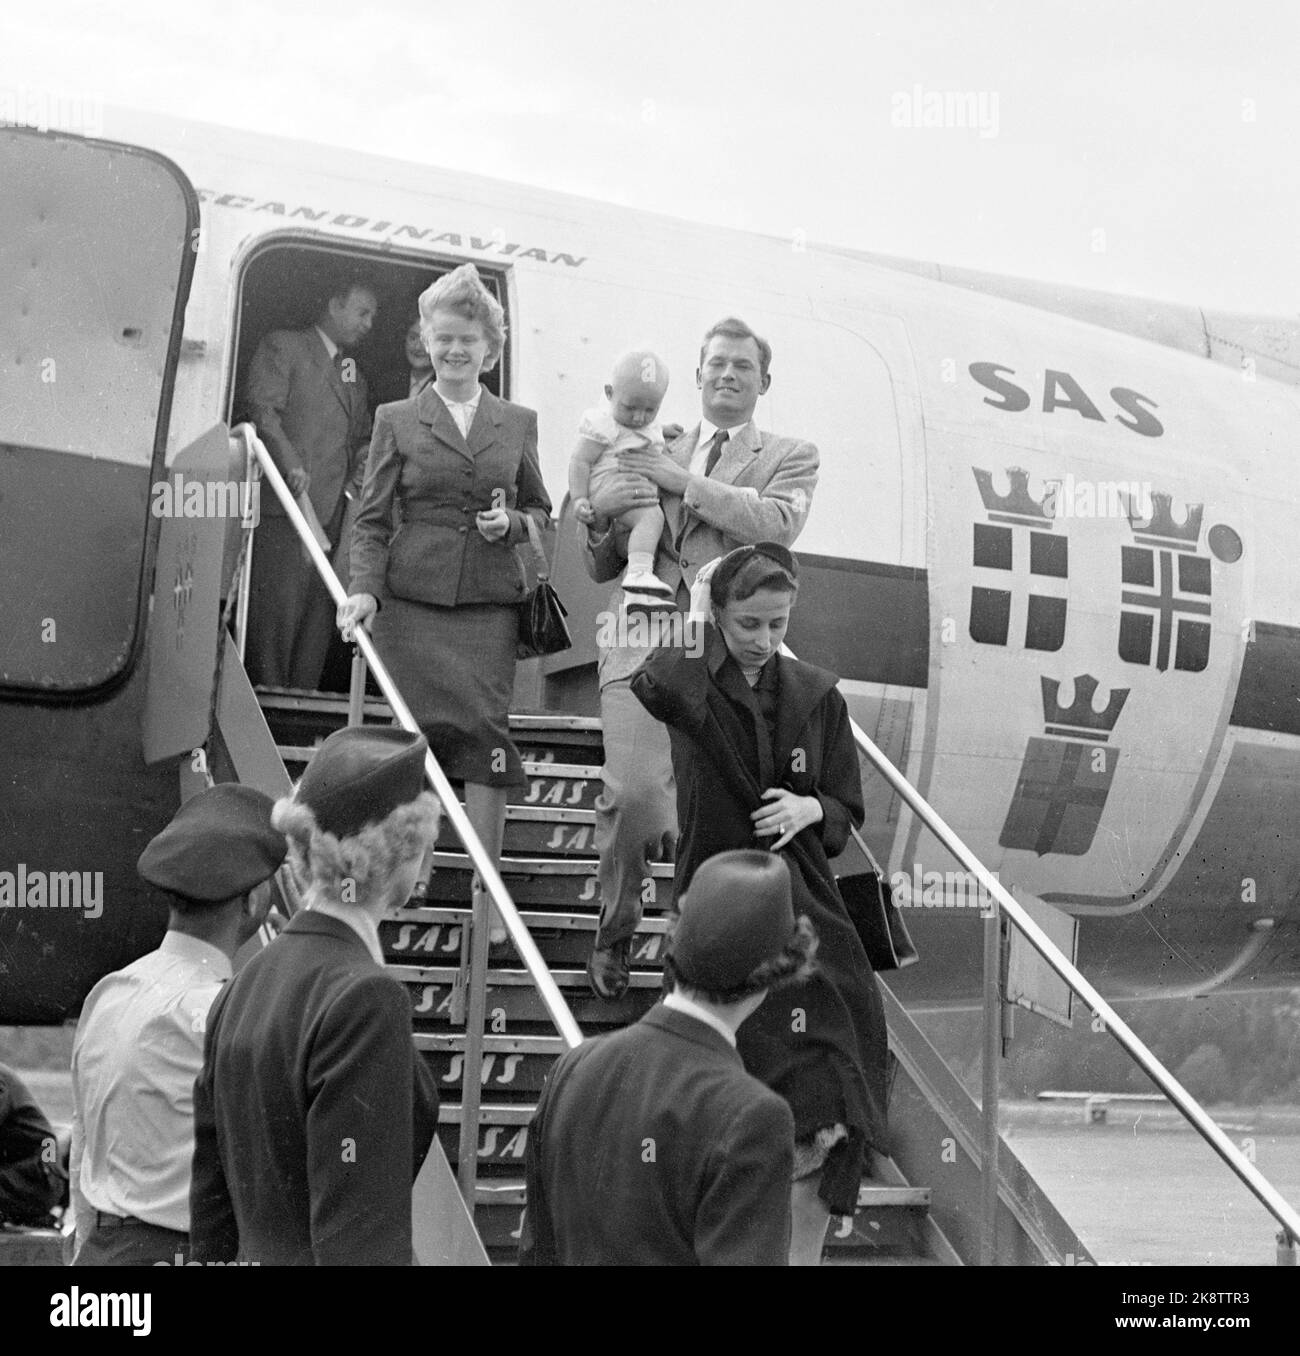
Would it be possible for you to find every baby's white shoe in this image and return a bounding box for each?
[621,568,673,597]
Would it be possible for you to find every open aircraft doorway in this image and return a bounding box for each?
[224,236,510,693]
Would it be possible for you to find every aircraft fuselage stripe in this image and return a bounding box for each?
[790,554,1298,736]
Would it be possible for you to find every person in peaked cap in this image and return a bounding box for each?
[521,849,816,1266]
[191,726,442,1265]
[70,784,286,1266]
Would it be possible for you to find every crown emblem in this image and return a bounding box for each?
[973,466,1054,525]
[1041,674,1130,742]
[1125,489,1203,547]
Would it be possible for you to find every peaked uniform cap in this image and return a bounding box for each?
[137,783,286,903]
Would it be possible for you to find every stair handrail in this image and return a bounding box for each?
[233,425,583,1214]
[783,642,1300,1253]
[233,424,582,1042]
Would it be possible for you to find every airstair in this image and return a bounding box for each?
[215,425,1300,1267]
[258,688,1087,1265]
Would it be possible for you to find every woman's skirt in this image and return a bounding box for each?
[372,595,526,788]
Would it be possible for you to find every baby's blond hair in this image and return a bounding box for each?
[610,348,670,398]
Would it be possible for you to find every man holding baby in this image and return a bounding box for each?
[581,316,820,999]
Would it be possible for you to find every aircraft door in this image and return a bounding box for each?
[0,127,199,695]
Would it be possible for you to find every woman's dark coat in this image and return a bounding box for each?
[631,626,889,1213]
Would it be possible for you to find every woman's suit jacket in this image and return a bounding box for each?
[349,386,551,608]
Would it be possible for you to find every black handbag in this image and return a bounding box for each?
[836,825,919,972]
[516,515,573,659]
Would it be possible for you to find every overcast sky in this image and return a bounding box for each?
[4,0,1298,314]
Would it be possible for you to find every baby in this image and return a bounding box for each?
[569,348,672,599]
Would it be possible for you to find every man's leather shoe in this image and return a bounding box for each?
[586,939,630,1000]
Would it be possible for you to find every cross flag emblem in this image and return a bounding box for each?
[969,467,1067,652]
[999,675,1130,857]
[1118,490,1213,672]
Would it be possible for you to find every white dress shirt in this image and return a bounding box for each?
[315,325,340,362]
[70,931,232,1235]
[662,989,737,1047]
[687,417,752,477]
[435,386,482,440]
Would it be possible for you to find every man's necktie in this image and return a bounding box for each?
[704,428,729,477]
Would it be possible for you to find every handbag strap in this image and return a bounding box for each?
[847,821,886,878]
[520,514,550,583]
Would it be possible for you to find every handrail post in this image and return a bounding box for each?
[979,900,1001,1265]
[1279,1230,1298,1266]
[346,649,367,728]
[234,446,260,661]
[457,875,490,1211]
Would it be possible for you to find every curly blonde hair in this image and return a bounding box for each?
[272,792,440,908]
[418,263,506,371]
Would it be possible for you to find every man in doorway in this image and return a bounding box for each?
[245,276,378,689]
[404,315,435,397]
[582,316,820,999]
[521,849,812,1265]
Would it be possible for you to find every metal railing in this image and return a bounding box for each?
[231,424,583,1212]
[226,440,1297,1261]
[807,645,1300,1264]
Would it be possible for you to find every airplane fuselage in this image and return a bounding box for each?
[2,111,1298,1022]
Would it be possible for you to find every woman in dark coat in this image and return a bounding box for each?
[630,542,889,1264]
[338,264,552,944]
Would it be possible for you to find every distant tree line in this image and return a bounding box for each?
[917,988,1300,1106]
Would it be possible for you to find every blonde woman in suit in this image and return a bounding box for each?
[339,265,552,946]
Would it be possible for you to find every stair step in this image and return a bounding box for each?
[415,860,676,909]
[433,852,653,876]
[466,1181,932,1211]
[394,964,662,990]
[256,694,602,733]
[383,913,669,969]
[409,976,652,1028]
[510,769,602,809]
[508,714,602,733]
[436,1122,532,1166]
[256,688,392,718]
[438,1103,533,1126]
[857,1185,930,1208]
[274,748,603,810]
[387,906,670,932]
[437,816,599,857]
[416,1033,567,1055]
[463,1201,931,1258]
[423,1051,563,1096]
[425,1049,559,1094]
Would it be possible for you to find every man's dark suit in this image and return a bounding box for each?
[245,327,372,689]
[190,910,437,1266]
[520,1003,794,1265]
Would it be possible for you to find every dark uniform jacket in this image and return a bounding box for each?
[245,327,372,526]
[520,1003,795,1266]
[0,1064,61,1226]
[348,385,551,607]
[631,626,890,1215]
[190,911,437,1266]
